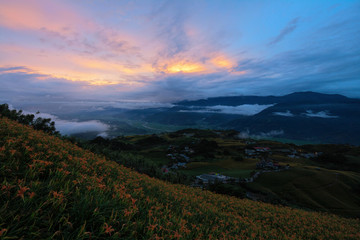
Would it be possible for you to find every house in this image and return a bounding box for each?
[169,162,187,170]
[256,159,279,170]
[166,153,177,160]
[277,149,291,153]
[196,173,231,184]
[254,147,271,152]
[245,147,271,156]
[161,166,169,173]
[245,149,256,156]
[300,153,316,159]
[288,154,299,159]
[170,164,178,169]
[179,154,190,161]
[184,146,194,154]
[177,162,187,168]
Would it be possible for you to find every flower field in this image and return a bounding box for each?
[1,117,359,239]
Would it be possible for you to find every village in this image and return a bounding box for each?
[159,139,321,187]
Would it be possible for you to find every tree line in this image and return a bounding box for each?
[0,104,58,135]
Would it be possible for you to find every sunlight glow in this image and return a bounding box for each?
[165,62,206,73]
[210,56,235,69]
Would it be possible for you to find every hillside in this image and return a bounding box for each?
[87,129,360,217]
[1,117,360,239]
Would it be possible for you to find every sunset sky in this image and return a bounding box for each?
[1,0,359,108]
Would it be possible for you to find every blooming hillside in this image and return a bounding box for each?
[0,117,359,239]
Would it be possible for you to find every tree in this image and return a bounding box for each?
[0,104,59,135]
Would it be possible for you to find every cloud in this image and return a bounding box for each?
[0,66,139,101]
[149,1,190,57]
[0,0,145,86]
[304,110,338,118]
[273,110,294,117]
[229,43,360,98]
[179,104,274,116]
[97,132,109,138]
[0,0,360,108]
[108,101,174,109]
[0,0,90,32]
[56,119,109,136]
[268,17,299,46]
[29,112,110,136]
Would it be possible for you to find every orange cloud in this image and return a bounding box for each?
[154,55,241,75]
[73,58,136,74]
[0,43,152,87]
[210,56,236,69]
[0,67,37,75]
[154,51,240,75]
[165,61,207,74]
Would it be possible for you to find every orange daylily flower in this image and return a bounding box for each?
[103,223,114,235]
[0,229,7,237]
[16,186,29,199]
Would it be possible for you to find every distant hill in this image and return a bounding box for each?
[1,117,360,239]
[48,92,360,144]
[138,92,360,144]
[177,91,359,106]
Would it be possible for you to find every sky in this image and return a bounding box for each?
[0,0,359,110]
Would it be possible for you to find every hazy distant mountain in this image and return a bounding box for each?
[60,92,360,144]
[142,92,360,144]
[177,92,359,106]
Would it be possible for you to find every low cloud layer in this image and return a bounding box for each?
[30,112,110,136]
[273,110,295,117]
[179,104,274,116]
[304,110,338,118]
[108,101,175,109]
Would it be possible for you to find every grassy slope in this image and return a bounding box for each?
[128,132,360,217]
[1,117,360,239]
[248,167,360,217]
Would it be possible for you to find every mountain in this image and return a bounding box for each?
[1,117,360,239]
[50,92,360,144]
[177,91,358,106]
[139,92,360,144]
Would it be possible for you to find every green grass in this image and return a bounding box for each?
[261,137,321,145]
[247,166,360,217]
[182,158,256,178]
[113,130,360,218]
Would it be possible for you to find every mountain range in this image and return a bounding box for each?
[117,92,360,144]
[54,91,360,144]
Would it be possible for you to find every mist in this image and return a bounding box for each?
[30,112,110,136]
[179,104,274,116]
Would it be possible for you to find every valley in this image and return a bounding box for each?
[81,128,360,218]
